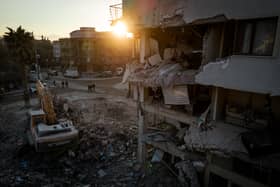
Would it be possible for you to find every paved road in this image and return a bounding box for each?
[1,76,127,104]
[50,76,127,97]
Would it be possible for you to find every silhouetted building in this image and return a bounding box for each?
[59,27,132,72]
[59,38,72,68]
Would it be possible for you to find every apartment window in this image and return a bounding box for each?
[234,17,278,56]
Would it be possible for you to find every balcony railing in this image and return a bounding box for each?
[109,3,122,22]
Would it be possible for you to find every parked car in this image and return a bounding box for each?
[47,69,58,76]
[64,68,79,78]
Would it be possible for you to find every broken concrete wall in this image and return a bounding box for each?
[184,121,248,155]
[124,0,280,28]
[182,0,280,24]
[195,56,280,96]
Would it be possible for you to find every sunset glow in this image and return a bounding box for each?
[112,21,128,37]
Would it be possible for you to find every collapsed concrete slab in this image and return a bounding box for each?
[195,56,280,96]
[184,121,248,156]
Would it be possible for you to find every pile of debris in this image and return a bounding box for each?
[123,58,197,88]
[0,95,142,186]
[0,91,198,186]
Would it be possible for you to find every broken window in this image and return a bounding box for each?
[234,17,278,56]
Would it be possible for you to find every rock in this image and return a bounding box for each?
[126,161,133,168]
[126,172,134,177]
[192,161,205,172]
[78,174,87,181]
[102,140,108,146]
[151,149,164,163]
[15,176,24,185]
[98,169,107,178]
[68,150,75,158]
[133,163,142,172]
[116,182,123,186]
[108,131,113,136]
[109,152,117,157]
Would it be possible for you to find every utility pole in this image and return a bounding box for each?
[35,50,40,80]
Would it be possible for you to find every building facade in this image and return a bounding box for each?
[121,0,280,187]
[70,27,96,72]
[57,27,132,72]
[59,38,72,69]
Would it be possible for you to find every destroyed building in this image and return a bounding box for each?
[119,0,280,186]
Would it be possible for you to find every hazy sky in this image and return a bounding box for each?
[0,0,121,40]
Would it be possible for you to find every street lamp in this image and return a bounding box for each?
[35,52,40,80]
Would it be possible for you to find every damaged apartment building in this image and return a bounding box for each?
[120,0,280,186]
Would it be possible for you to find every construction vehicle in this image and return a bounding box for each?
[28,80,78,152]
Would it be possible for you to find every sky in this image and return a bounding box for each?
[0,0,121,41]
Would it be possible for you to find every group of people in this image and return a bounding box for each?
[61,80,69,88]
[53,80,69,88]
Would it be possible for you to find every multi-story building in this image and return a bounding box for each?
[93,31,132,71]
[120,0,280,186]
[70,27,96,72]
[59,38,72,69]
[67,27,132,72]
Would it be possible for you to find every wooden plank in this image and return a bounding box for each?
[143,103,197,125]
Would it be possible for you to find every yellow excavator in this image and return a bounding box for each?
[28,80,78,152]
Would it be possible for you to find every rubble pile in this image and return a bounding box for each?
[0,92,193,186]
[0,95,140,186]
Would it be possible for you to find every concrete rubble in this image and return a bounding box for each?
[127,61,197,88]
[0,92,139,186]
[0,87,189,186]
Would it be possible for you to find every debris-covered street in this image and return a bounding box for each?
[0,78,183,186]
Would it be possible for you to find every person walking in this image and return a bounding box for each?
[65,80,68,88]
[61,80,64,88]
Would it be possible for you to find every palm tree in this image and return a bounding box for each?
[4,26,34,107]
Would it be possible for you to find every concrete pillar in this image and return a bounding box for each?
[140,32,146,64]
[137,84,146,163]
[211,87,225,121]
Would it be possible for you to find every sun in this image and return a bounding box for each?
[112,21,128,37]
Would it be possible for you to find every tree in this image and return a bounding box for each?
[4,26,34,107]
[0,38,9,67]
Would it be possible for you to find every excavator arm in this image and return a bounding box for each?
[36,80,57,124]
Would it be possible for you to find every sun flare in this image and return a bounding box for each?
[112,21,128,37]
